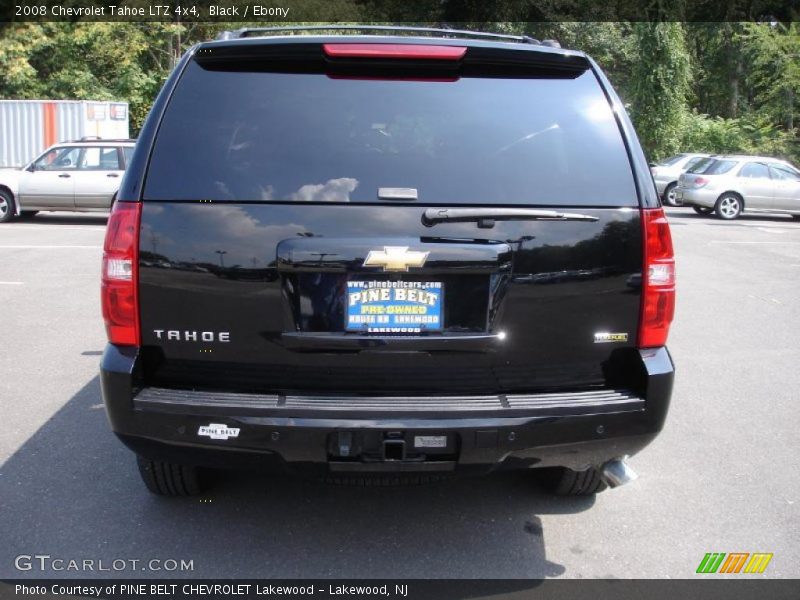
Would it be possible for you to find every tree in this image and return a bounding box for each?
[628,22,692,161]
[741,21,800,131]
[1,19,796,162]
[0,23,163,133]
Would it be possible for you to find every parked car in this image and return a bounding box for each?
[0,139,136,222]
[100,25,675,498]
[650,153,710,206]
[676,155,800,220]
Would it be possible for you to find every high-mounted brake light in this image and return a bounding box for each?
[638,208,675,348]
[101,201,141,346]
[323,44,467,60]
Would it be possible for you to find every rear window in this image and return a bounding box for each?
[687,158,713,173]
[684,156,705,170]
[689,158,736,175]
[658,154,686,167]
[703,160,738,175]
[144,59,637,206]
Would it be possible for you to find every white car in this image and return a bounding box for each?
[0,139,135,223]
[650,153,711,206]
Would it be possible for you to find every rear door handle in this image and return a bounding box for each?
[58,174,71,178]
[107,173,119,178]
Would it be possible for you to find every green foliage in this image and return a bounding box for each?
[675,21,799,163]
[739,22,800,129]
[684,23,744,118]
[628,23,692,161]
[527,22,637,92]
[0,19,797,163]
[0,23,168,133]
[680,112,797,162]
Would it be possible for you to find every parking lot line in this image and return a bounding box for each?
[707,241,800,245]
[0,245,102,249]
[0,281,24,285]
[0,226,106,231]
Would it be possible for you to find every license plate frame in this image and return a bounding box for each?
[345,280,444,333]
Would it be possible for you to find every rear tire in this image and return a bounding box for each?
[136,455,206,496]
[538,467,607,496]
[663,183,681,207]
[715,193,742,220]
[0,189,15,223]
[693,206,713,215]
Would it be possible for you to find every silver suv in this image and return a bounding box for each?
[650,153,710,206]
[0,139,135,223]
[676,155,800,220]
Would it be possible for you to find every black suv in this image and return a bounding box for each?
[100,26,675,497]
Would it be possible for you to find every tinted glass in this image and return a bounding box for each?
[123,146,135,168]
[769,164,800,182]
[739,163,770,179]
[658,154,686,167]
[692,159,737,175]
[34,147,80,171]
[79,147,121,170]
[684,157,704,170]
[144,61,637,206]
[688,158,715,174]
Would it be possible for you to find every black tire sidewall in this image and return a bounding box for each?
[538,466,607,496]
[0,190,15,223]
[136,455,205,496]
[663,183,681,207]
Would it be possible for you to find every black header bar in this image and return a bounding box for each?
[3,0,799,23]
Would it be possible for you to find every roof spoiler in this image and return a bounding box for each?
[214,25,561,49]
[198,32,586,78]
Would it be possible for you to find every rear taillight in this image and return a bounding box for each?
[638,208,675,348]
[691,177,709,187]
[101,201,141,346]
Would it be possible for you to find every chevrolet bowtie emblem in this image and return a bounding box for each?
[363,246,429,272]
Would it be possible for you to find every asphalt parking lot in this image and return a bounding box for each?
[0,208,798,579]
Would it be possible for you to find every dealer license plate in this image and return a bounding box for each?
[346,280,443,333]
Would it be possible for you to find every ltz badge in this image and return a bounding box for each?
[594,332,629,343]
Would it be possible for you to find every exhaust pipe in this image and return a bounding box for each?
[600,457,638,488]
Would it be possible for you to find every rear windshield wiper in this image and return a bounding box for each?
[422,208,599,228]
